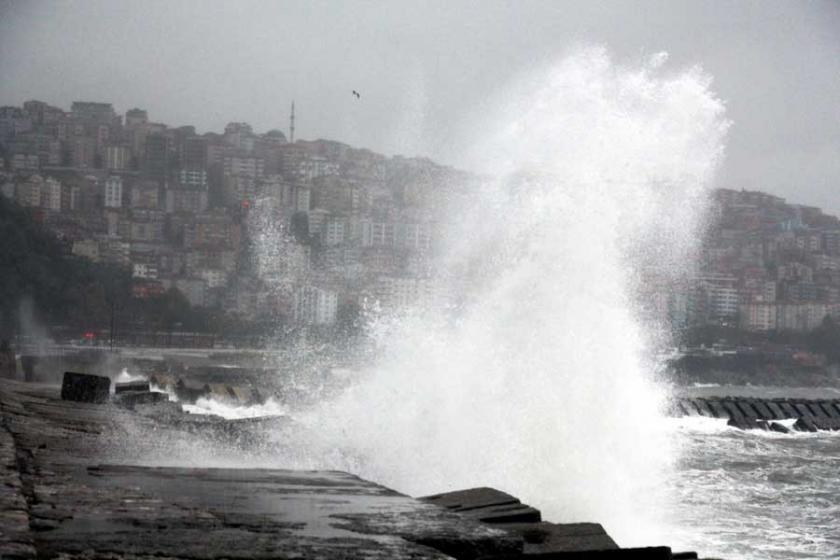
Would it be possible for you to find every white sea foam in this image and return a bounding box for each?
[265,46,730,546]
[182,397,287,420]
[114,368,147,384]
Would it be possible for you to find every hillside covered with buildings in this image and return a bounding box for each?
[0,100,472,343]
[679,189,840,334]
[1,99,840,355]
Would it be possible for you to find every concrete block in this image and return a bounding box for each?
[707,399,729,419]
[794,416,818,432]
[60,372,110,404]
[421,487,542,524]
[689,399,712,417]
[750,400,775,420]
[806,402,829,419]
[735,400,760,419]
[811,417,840,431]
[483,546,674,559]
[114,380,150,394]
[498,522,619,554]
[777,401,798,418]
[721,400,746,424]
[765,401,786,419]
[822,401,840,419]
[112,391,168,410]
[422,487,522,512]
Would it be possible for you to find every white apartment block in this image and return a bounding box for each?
[293,285,338,325]
[696,274,740,319]
[42,177,62,210]
[294,156,339,182]
[104,176,123,208]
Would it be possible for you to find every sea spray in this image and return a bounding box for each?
[274,46,729,546]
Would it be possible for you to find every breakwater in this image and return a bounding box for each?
[0,373,708,559]
[672,396,840,431]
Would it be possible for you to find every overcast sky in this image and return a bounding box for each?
[1,0,838,211]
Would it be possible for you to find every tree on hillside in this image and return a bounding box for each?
[807,315,840,364]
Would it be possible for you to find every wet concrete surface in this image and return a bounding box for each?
[0,379,698,559]
[0,379,517,559]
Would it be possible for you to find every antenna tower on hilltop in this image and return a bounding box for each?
[289,101,295,143]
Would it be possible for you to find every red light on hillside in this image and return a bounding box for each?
[241,200,251,209]
[83,331,95,339]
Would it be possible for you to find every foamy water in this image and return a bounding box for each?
[664,415,840,559]
[181,397,287,419]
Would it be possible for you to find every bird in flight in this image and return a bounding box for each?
[352,90,361,99]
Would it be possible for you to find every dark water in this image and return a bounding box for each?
[667,386,840,560]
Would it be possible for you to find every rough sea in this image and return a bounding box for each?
[665,386,840,560]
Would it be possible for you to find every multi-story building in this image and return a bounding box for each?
[11,153,39,171]
[104,176,123,208]
[125,108,148,127]
[323,216,346,246]
[71,101,117,125]
[144,133,171,180]
[696,274,740,323]
[776,303,829,332]
[178,168,207,189]
[374,276,440,309]
[16,175,42,207]
[166,187,208,214]
[181,137,208,169]
[71,239,100,262]
[105,145,130,170]
[42,177,62,211]
[293,285,337,325]
[739,303,777,331]
[131,180,160,209]
[199,268,228,289]
[132,262,159,280]
[223,153,264,178]
[184,211,238,249]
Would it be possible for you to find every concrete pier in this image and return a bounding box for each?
[0,378,703,559]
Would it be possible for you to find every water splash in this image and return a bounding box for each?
[282,47,729,545]
[182,397,288,419]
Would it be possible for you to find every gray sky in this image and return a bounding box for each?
[1,0,838,212]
